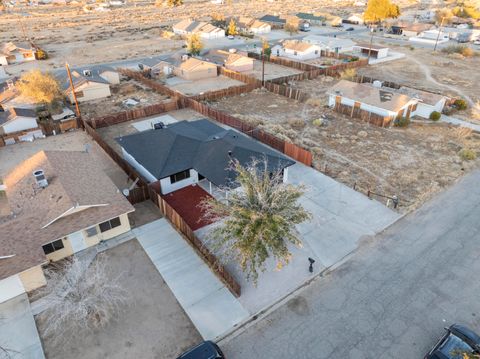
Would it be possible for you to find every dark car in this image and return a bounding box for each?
[345,27,355,31]
[177,341,225,359]
[425,324,480,359]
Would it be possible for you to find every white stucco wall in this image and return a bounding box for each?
[0,57,8,66]
[328,94,400,118]
[413,98,445,118]
[1,117,38,134]
[160,169,199,194]
[283,47,320,61]
[68,82,111,103]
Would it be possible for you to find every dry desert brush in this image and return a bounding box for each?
[201,158,312,284]
[38,255,129,345]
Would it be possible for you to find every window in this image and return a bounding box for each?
[42,239,64,255]
[170,170,190,184]
[74,91,84,98]
[85,226,98,237]
[99,217,122,233]
[294,51,298,56]
[315,50,318,55]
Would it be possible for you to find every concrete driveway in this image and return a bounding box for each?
[196,163,400,315]
[0,294,44,359]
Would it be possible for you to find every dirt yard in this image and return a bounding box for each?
[80,78,171,118]
[165,75,244,96]
[97,108,204,153]
[209,89,480,212]
[303,57,345,67]
[0,130,133,190]
[244,61,304,81]
[357,46,480,124]
[288,75,339,97]
[36,239,202,359]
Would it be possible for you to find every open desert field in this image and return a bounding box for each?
[208,89,480,212]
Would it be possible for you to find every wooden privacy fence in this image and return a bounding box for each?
[90,100,180,129]
[150,188,242,298]
[126,186,150,204]
[334,102,394,127]
[119,68,181,98]
[264,82,310,102]
[190,83,258,102]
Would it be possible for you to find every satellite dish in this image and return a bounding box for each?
[122,189,130,197]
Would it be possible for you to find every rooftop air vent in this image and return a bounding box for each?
[83,69,92,77]
[33,169,48,188]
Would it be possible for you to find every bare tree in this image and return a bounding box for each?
[37,255,129,346]
[201,158,311,284]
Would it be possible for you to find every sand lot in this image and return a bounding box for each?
[36,239,201,359]
[244,61,304,81]
[209,89,480,212]
[165,75,244,96]
[80,78,171,118]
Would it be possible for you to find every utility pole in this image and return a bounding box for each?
[367,26,374,64]
[433,17,445,52]
[261,48,265,87]
[65,63,81,119]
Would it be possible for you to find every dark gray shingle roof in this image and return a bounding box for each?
[116,119,295,187]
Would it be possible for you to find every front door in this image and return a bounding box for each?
[69,231,88,253]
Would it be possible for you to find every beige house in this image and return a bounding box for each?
[0,151,134,302]
[205,50,254,72]
[172,19,225,39]
[174,58,218,80]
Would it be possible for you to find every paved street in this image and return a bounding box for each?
[221,170,480,359]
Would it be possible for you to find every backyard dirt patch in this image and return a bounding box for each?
[36,239,202,359]
[80,78,171,118]
[165,75,244,96]
[208,89,480,212]
[244,61,304,81]
[97,108,204,153]
[302,57,345,67]
[288,75,339,98]
[0,130,132,190]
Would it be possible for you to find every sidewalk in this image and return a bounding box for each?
[135,219,249,340]
[441,115,480,133]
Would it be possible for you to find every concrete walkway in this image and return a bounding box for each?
[0,294,45,359]
[441,114,480,133]
[196,163,400,315]
[134,219,249,340]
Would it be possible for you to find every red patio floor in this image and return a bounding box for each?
[162,184,216,231]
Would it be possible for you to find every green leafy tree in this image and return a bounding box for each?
[186,33,203,55]
[17,70,62,106]
[167,0,182,6]
[201,159,312,283]
[227,18,237,36]
[363,0,401,23]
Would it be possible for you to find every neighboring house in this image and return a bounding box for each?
[389,22,433,37]
[204,50,254,72]
[0,66,7,79]
[327,80,419,124]
[275,40,321,60]
[139,58,174,77]
[345,14,364,25]
[172,19,225,39]
[0,107,38,135]
[0,151,134,301]
[236,17,271,34]
[296,12,326,25]
[173,57,218,80]
[303,35,356,54]
[353,44,389,59]
[259,15,286,28]
[396,86,448,118]
[116,119,295,195]
[59,66,119,103]
[0,42,36,66]
[410,29,449,44]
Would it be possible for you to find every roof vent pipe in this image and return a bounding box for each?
[33,169,48,188]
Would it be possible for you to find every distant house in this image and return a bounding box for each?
[0,150,134,301]
[327,80,419,125]
[0,42,36,66]
[59,66,119,103]
[296,12,326,25]
[205,50,254,72]
[345,14,364,25]
[174,57,218,80]
[410,29,449,44]
[139,58,174,77]
[236,17,271,34]
[172,19,225,39]
[259,15,286,28]
[0,107,38,135]
[390,22,433,37]
[353,44,389,59]
[303,35,356,53]
[116,119,295,195]
[275,40,321,61]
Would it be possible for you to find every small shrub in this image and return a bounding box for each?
[409,45,415,51]
[454,99,468,110]
[312,118,324,127]
[288,118,306,130]
[461,47,475,57]
[429,111,441,121]
[394,117,410,128]
[458,148,477,161]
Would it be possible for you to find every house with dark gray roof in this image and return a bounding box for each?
[259,15,286,27]
[116,119,295,195]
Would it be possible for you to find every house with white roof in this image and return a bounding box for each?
[303,35,356,54]
[0,107,38,135]
[173,19,225,39]
[273,40,321,61]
